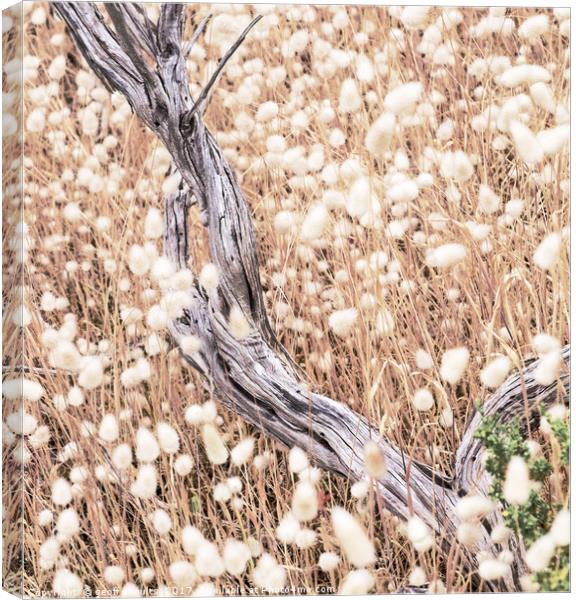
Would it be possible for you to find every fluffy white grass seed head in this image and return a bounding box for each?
[229,305,251,339]
[331,506,376,567]
[171,268,194,291]
[363,440,387,478]
[291,480,318,522]
[274,210,298,234]
[525,534,556,572]
[478,559,510,581]
[436,119,454,141]
[339,569,375,594]
[130,464,157,499]
[518,14,549,39]
[151,256,176,282]
[145,333,168,357]
[39,536,60,570]
[549,509,570,546]
[351,479,370,500]
[457,522,482,546]
[318,551,340,572]
[387,179,419,203]
[56,508,80,539]
[298,466,322,485]
[289,447,309,474]
[534,350,561,385]
[256,101,278,122]
[184,404,204,426]
[365,112,396,157]
[253,453,270,471]
[201,423,229,465]
[226,476,243,494]
[374,309,395,337]
[537,125,569,156]
[195,541,225,577]
[346,176,380,218]
[231,437,254,466]
[201,400,218,422]
[135,427,160,463]
[499,64,550,88]
[400,6,430,28]
[120,583,140,597]
[276,512,300,544]
[169,560,197,587]
[426,243,467,268]
[266,134,286,153]
[38,509,54,527]
[338,78,362,113]
[509,120,543,165]
[252,553,286,591]
[328,308,358,337]
[151,509,172,535]
[104,566,125,586]
[213,482,232,503]
[50,341,81,372]
[409,566,427,586]
[199,262,219,291]
[480,356,512,389]
[491,525,512,544]
[455,495,495,522]
[520,572,540,590]
[406,515,433,552]
[51,478,72,506]
[440,347,470,384]
[182,526,204,556]
[503,456,531,505]
[67,386,84,406]
[440,150,475,183]
[151,421,178,454]
[300,203,329,241]
[78,357,104,390]
[162,171,182,195]
[415,350,434,370]
[128,245,151,276]
[223,539,251,576]
[139,568,155,584]
[412,388,434,412]
[144,208,163,239]
[99,414,119,443]
[533,233,562,270]
[180,334,202,355]
[384,81,422,114]
[111,444,132,470]
[53,569,84,597]
[26,107,46,132]
[6,410,37,435]
[530,81,556,112]
[478,184,501,214]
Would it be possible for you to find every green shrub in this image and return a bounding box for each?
[474,407,569,591]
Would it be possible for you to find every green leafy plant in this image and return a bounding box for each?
[474,407,569,592]
[549,416,569,466]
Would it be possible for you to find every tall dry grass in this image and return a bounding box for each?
[2,2,570,596]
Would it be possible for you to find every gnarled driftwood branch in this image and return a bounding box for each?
[54,3,570,591]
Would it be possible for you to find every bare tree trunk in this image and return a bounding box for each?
[54,2,570,591]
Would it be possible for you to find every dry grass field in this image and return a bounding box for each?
[2,2,570,596]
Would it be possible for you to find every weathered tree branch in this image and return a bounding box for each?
[54,2,570,591]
